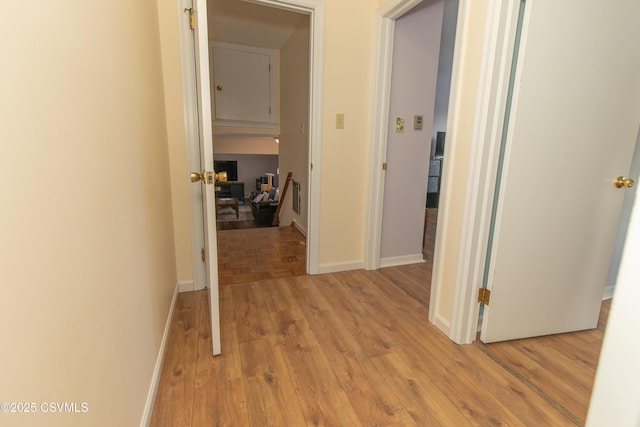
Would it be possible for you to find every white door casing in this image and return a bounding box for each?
[480,0,640,342]
[179,0,207,293]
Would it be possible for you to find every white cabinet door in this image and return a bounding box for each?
[212,45,272,123]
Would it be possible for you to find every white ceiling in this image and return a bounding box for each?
[207,0,307,49]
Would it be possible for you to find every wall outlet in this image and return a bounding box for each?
[336,113,345,129]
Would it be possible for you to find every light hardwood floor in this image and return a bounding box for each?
[151,210,608,426]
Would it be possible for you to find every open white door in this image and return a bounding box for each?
[481,0,640,342]
[192,0,221,355]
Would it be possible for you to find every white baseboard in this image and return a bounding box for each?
[291,219,307,237]
[140,283,179,427]
[433,314,451,336]
[316,260,365,274]
[178,280,194,293]
[603,285,615,300]
[379,253,425,268]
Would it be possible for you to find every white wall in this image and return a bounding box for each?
[0,1,177,425]
[380,0,444,262]
[586,160,640,426]
[279,18,311,231]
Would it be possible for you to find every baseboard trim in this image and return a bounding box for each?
[379,254,425,268]
[603,285,615,300]
[140,283,179,427]
[434,313,451,336]
[178,280,194,293]
[316,260,365,274]
[291,219,307,237]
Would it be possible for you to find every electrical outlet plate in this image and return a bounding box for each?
[414,115,423,130]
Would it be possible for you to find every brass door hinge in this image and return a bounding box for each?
[478,288,491,305]
[201,248,206,262]
[184,8,195,30]
[382,162,387,171]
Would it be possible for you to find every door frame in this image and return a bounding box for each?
[366,0,478,336]
[365,0,526,343]
[183,0,325,276]
[364,0,424,271]
[447,0,550,344]
[179,0,207,292]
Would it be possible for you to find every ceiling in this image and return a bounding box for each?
[207,0,307,49]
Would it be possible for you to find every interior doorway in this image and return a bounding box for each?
[379,0,458,270]
[208,0,309,230]
[204,0,318,285]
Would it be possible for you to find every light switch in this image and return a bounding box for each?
[336,113,345,129]
[395,117,405,133]
[414,115,423,130]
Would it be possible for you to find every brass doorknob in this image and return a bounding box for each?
[216,85,222,91]
[190,172,203,182]
[614,176,635,188]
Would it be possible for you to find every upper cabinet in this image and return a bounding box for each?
[210,42,280,135]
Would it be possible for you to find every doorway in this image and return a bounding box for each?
[208,0,312,284]
[186,0,325,284]
[367,0,460,327]
[379,0,457,270]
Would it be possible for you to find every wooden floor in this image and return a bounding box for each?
[216,226,307,286]
[151,209,609,426]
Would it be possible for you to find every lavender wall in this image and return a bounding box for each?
[380,0,444,262]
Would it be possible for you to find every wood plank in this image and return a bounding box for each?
[271,308,363,426]
[346,272,577,426]
[232,282,276,343]
[310,273,402,357]
[285,277,412,426]
[371,350,471,426]
[481,338,593,421]
[379,264,431,305]
[192,290,250,426]
[238,334,307,426]
[149,291,200,427]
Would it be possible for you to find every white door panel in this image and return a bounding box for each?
[481,0,640,342]
[194,0,221,355]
